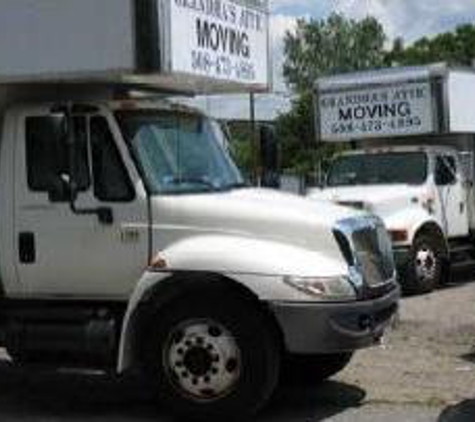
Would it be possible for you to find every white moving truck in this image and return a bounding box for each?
[308,64,475,294]
[0,1,398,419]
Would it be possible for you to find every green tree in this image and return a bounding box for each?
[277,14,387,176]
[283,13,386,94]
[387,24,475,66]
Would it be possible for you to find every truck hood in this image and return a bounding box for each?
[151,188,364,258]
[307,184,424,215]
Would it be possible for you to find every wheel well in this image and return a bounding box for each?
[414,223,448,258]
[126,273,285,371]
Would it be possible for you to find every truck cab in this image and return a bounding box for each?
[309,144,470,294]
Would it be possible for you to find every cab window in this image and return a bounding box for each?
[25,115,134,202]
[90,116,135,202]
[435,156,456,186]
[25,116,89,194]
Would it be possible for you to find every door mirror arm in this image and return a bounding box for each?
[69,202,114,225]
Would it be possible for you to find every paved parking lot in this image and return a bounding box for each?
[0,277,474,421]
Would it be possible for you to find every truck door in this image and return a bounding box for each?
[14,108,149,298]
[434,154,468,237]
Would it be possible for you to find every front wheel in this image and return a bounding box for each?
[403,234,444,295]
[142,290,281,421]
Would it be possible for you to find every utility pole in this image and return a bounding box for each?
[250,92,259,184]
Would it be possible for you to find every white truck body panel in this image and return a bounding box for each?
[0,0,270,93]
[0,0,135,79]
[448,72,475,133]
[11,104,150,299]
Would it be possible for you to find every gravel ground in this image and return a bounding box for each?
[337,278,475,408]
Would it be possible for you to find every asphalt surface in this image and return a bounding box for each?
[0,278,473,421]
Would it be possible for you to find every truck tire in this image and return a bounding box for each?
[282,352,353,385]
[141,290,281,421]
[404,234,443,295]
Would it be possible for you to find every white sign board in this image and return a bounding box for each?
[169,0,269,87]
[318,81,435,141]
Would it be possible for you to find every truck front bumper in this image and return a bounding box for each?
[269,285,399,354]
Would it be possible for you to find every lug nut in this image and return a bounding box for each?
[208,326,222,337]
[226,358,238,373]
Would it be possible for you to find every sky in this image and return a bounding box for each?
[194,0,475,121]
[271,0,475,90]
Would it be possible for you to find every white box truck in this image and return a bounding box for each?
[0,1,398,419]
[308,64,475,295]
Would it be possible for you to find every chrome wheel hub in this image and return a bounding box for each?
[165,320,241,401]
[415,247,437,282]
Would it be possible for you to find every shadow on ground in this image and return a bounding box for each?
[259,379,366,421]
[0,359,166,421]
[0,358,365,422]
[444,267,475,288]
[439,399,475,422]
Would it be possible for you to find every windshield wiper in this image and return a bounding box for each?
[221,182,248,190]
[167,176,216,190]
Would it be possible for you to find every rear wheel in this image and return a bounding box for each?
[403,234,444,295]
[283,352,353,385]
[142,290,281,421]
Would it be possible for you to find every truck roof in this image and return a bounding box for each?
[315,63,475,92]
[6,95,206,117]
[0,0,271,95]
[315,63,475,142]
[339,145,459,156]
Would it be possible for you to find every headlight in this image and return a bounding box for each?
[283,275,357,301]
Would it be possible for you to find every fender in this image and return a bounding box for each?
[117,235,347,372]
[116,270,276,373]
[382,207,443,246]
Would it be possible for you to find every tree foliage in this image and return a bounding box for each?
[386,24,475,67]
[273,17,475,178]
[277,14,386,174]
[283,13,386,94]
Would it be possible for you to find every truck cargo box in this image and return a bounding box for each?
[0,0,270,94]
[315,64,475,142]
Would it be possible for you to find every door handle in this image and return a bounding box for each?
[19,232,36,264]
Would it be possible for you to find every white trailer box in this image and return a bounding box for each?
[0,0,270,93]
[315,64,475,142]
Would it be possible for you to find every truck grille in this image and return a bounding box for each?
[334,216,395,289]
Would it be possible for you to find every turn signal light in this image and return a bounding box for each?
[149,254,168,270]
[389,229,408,243]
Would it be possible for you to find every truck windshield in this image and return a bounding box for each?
[327,152,428,186]
[117,111,244,194]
